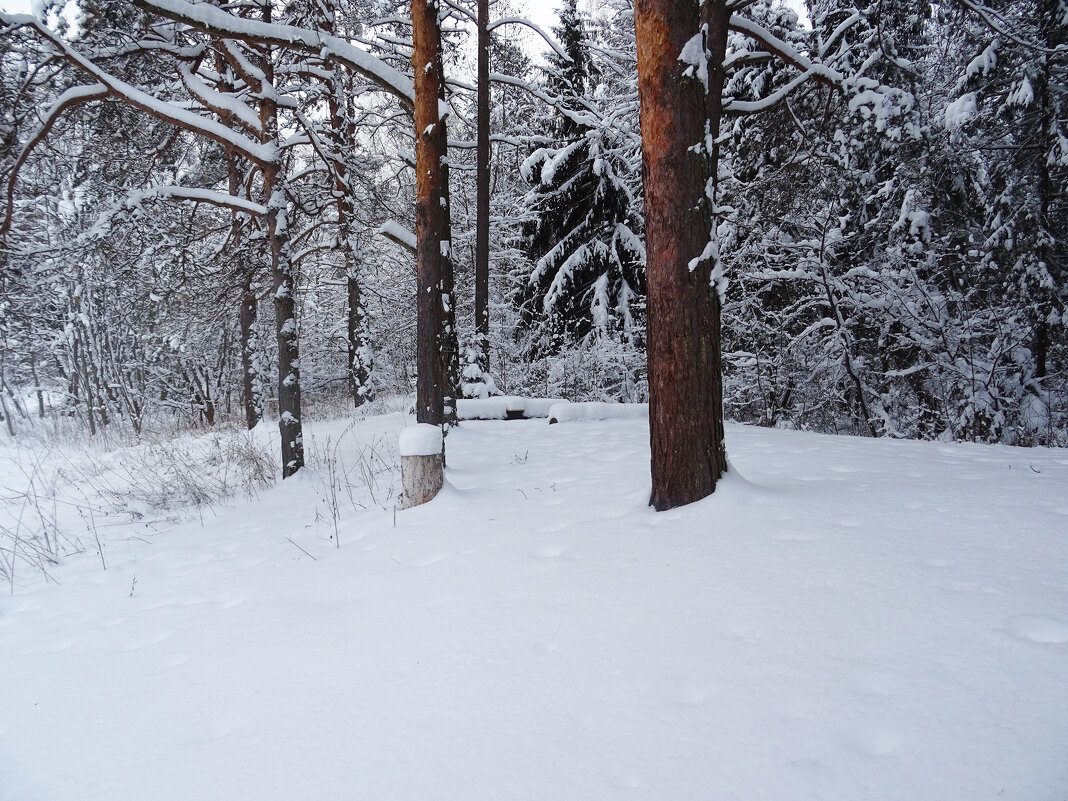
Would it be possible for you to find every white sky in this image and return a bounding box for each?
[0,0,554,20]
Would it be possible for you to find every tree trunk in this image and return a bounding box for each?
[635,0,727,510]
[474,0,491,376]
[346,265,373,407]
[238,274,261,430]
[327,72,374,410]
[259,8,303,478]
[412,0,452,428]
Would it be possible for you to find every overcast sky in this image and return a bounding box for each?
[0,0,558,20]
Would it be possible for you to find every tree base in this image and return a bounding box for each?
[399,453,444,509]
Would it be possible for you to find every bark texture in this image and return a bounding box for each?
[399,453,444,509]
[635,0,727,510]
[258,7,303,478]
[412,0,453,427]
[474,0,491,373]
[238,274,261,430]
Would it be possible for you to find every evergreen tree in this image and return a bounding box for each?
[516,0,644,358]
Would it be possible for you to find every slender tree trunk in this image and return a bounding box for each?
[0,356,16,437]
[29,354,44,418]
[326,71,374,409]
[474,0,491,375]
[346,265,373,406]
[258,9,303,477]
[227,151,261,432]
[412,0,451,427]
[238,271,261,431]
[1032,0,1061,381]
[635,0,727,510]
[440,120,460,427]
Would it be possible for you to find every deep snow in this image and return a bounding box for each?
[2,414,1067,801]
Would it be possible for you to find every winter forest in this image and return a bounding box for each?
[2,0,1065,472]
[2,1,1068,798]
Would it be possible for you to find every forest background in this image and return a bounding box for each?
[1,0,1064,460]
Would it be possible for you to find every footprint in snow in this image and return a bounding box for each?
[1005,615,1068,644]
[532,544,565,559]
[411,552,449,568]
[845,722,902,756]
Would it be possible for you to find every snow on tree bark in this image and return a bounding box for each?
[635,0,727,510]
[411,0,457,429]
[474,0,491,380]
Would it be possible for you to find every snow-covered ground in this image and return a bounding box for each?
[2,413,1067,801]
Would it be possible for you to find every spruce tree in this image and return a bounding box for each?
[516,0,644,358]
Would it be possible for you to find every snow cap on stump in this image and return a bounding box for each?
[399,423,443,457]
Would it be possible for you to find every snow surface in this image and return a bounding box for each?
[2,415,1068,801]
[456,396,567,420]
[548,401,648,423]
[398,423,442,456]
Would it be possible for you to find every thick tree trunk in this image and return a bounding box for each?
[268,186,303,477]
[474,0,491,375]
[411,0,452,427]
[635,0,727,510]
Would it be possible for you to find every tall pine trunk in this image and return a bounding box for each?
[412,0,457,428]
[635,0,727,510]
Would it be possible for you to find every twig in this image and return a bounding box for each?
[286,536,317,561]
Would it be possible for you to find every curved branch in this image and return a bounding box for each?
[131,185,269,215]
[377,220,416,254]
[131,0,415,108]
[2,82,108,237]
[0,12,277,167]
[487,17,571,63]
[728,14,843,88]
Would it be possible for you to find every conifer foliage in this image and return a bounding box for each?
[517,0,644,358]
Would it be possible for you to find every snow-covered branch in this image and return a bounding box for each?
[2,81,108,236]
[131,0,416,108]
[0,12,278,167]
[377,220,417,254]
[487,17,572,63]
[130,186,269,216]
[728,14,844,89]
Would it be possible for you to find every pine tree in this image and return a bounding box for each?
[516,0,644,358]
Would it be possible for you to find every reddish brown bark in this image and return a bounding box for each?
[412,0,452,426]
[635,0,726,510]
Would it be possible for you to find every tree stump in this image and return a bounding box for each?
[398,424,444,509]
